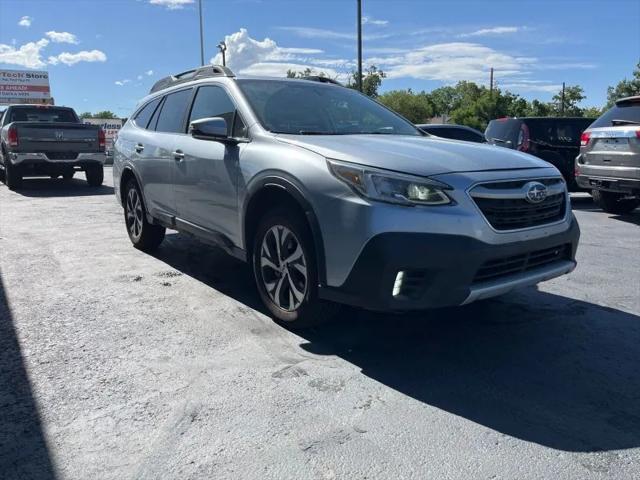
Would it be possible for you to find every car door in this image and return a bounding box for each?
[147,88,194,224]
[128,96,178,220]
[174,84,247,245]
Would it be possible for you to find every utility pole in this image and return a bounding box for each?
[489,67,494,95]
[198,0,204,66]
[217,41,227,67]
[561,82,565,115]
[357,0,363,92]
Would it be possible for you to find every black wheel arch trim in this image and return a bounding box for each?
[243,173,327,286]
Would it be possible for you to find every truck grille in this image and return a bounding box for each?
[45,152,79,160]
[473,244,571,283]
[470,178,566,230]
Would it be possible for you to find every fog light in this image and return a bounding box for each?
[392,271,405,297]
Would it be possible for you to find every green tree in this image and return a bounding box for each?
[581,106,603,119]
[526,99,552,117]
[348,65,386,97]
[286,67,320,79]
[552,85,585,116]
[80,111,117,119]
[377,90,434,123]
[606,61,640,108]
[429,86,457,118]
[79,112,93,119]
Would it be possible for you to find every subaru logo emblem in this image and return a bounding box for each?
[524,181,548,204]
[55,131,64,140]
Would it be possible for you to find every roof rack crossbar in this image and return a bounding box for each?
[149,65,235,94]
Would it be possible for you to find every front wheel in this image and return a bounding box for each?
[592,190,640,214]
[85,165,104,186]
[253,208,339,328]
[123,180,165,251]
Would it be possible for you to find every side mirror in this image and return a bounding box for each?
[189,117,229,141]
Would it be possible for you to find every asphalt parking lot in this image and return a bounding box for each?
[1,168,639,480]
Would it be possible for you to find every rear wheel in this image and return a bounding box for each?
[123,180,165,251]
[253,208,339,328]
[592,189,640,214]
[5,161,22,190]
[85,165,104,186]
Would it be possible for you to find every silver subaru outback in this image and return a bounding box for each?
[113,65,579,327]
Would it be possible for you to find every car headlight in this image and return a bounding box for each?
[327,159,453,206]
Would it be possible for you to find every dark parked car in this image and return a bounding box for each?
[576,96,640,214]
[485,117,595,190]
[0,104,106,190]
[417,124,486,143]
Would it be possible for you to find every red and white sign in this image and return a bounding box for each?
[0,69,51,105]
[83,118,123,152]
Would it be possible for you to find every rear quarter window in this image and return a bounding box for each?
[133,98,161,129]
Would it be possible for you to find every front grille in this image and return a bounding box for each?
[470,178,566,230]
[45,151,78,160]
[473,244,571,283]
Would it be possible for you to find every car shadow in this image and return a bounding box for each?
[152,232,640,453]
[5,177,114,197]
[571,195,640,223]
[0,272,56,479]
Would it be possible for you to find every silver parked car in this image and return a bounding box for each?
[576,96,640,214]
[113,66,580,327]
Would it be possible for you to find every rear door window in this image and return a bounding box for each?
[590,101,640,128]
[155,89,193,134]
[134,98,161,129]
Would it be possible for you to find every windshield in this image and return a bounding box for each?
[590,101,640,128]
[9,107,77,123]
[236,79,421,136]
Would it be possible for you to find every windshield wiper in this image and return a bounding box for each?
[611,119,640,126]
[298,130,340,135]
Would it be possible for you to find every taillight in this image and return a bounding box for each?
[580,131,591,146]
[636,129,640,139]
[98,128,106,152]
[517,124,530,152]
[7,126,18,148]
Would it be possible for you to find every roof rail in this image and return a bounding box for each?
[149,65,235,94]
[301,76,343,87]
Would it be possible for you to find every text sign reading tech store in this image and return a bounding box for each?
[0,69,51,105]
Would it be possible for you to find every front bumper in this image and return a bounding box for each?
[9,152,107,166]
[319,217,579,311]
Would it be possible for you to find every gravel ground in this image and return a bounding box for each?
[1,168,639,480]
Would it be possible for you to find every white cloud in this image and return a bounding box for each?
[48,49,107,66]
[115,79,131,86]
[363,16,389,26]
[277,26,389,41]
[0,39,49,68]
[375,42,535,83]
[499,81,562,93]
[45,31,79,44]
[146,69,154,76]
[148,0,194,9]
[459,26,521,38]
[137,75,143,80]
[18,16,32,27]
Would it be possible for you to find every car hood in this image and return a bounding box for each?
[275,134,550,177]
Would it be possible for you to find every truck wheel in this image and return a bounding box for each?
[123,179,165,251]
[592,190,640,214]
[252,207,339,328]
[5,161,22,190]
[85,165,104,186]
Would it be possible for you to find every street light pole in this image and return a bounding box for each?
[357,0,363,92]
[198,0,205,66]
[217,41,227,67]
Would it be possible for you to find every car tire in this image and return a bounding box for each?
[591,189,640,214]
[123,179,165,251]
[85,165,104,186]
[252,207,340,328]
[5,161,22,190]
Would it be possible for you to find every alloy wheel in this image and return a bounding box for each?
[126,187,144,241]
[259,225,308,311]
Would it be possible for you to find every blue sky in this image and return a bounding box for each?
[1,0,638,117]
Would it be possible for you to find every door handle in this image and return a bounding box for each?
[135,143,144,153]
[172,150,185,161]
